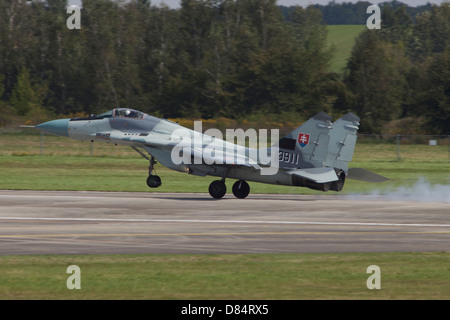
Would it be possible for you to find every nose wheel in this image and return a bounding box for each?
[131,147,161,189]
[147,174,161,188]
[146,156,161,188]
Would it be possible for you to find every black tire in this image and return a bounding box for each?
[232,180,250,199]
[209,180,227,199]
[147,175,162,188]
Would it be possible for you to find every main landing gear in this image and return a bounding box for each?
[209,180,227,199]
[132,147,161,188]
[232,180,250,199]
[131,146,249,199]
[208,179,250,199]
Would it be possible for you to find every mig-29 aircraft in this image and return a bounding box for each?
[35,108,387,199]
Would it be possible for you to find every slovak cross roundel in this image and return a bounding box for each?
[298,133,310,148]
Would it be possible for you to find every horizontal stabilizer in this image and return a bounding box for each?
[287,167,338,183]
[347,168,389,183]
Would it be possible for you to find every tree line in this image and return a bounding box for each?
[0,0,448,134]
[280,0,438,25]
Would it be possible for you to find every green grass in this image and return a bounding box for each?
[327,25,366,73]
[0,152,448,195]
[1,252,449,299]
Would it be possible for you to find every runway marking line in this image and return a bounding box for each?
[1,217,450,228]
[1,231,450,239]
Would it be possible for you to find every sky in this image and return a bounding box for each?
[69,0,448,8]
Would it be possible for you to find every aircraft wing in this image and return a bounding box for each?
[187,146,261,170]
[101,131,261,170]
[143,135,262,170]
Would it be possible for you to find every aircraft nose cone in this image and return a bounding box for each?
[36,119,69,137]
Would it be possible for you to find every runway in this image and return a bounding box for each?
[0,190,449,255]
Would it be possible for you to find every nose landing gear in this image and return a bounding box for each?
[131,147,161,188]
[146,156,161,188]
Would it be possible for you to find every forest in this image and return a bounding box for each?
[0,0,448,134]
[280,0,438,25]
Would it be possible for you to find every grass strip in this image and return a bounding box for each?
[0,252,449,300]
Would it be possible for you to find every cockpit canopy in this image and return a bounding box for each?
[97,108,146,119]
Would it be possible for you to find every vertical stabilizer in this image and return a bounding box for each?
[275,112,332,169]
[324,112,360,172]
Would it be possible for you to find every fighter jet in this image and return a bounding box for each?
[35,108,387,199]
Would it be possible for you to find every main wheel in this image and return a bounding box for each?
[209,180,227,199]
[232,180,250,199]
[147,175,162,188]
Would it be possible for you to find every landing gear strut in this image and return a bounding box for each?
[131,147,161,188]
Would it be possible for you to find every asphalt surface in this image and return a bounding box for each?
[0,190,449,255]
